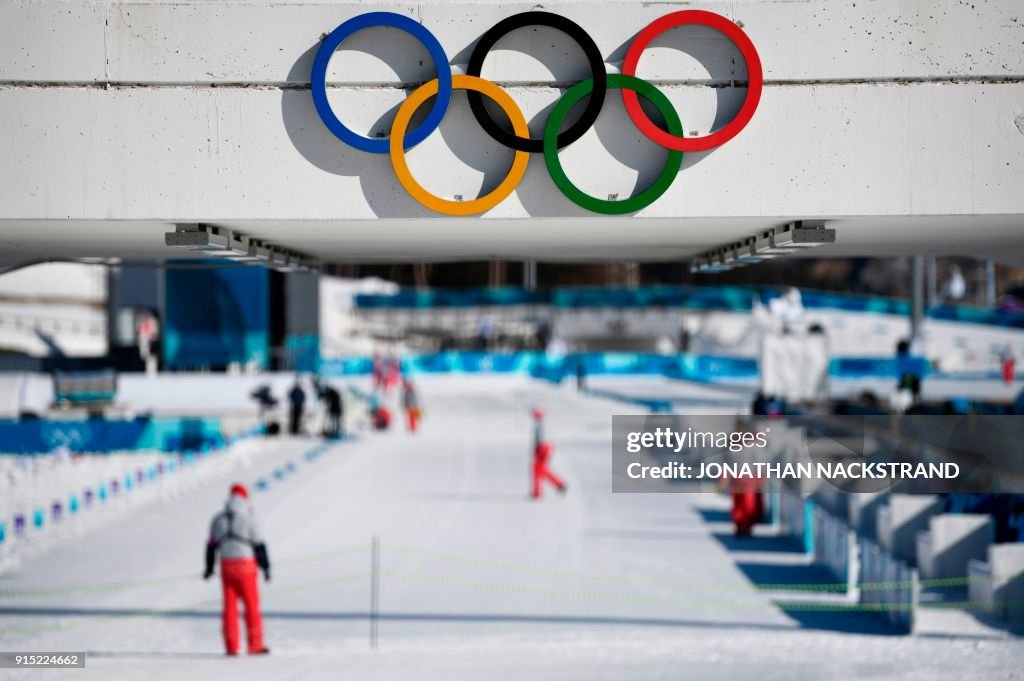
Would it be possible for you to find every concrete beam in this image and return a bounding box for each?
[3,1,1022,85]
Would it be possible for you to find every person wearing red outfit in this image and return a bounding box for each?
[730,476,764,537]
[204,483,271,656]
[402,378,422,433]
[530,409,566,499]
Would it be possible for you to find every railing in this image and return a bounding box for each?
[967,558,994,614]
[813,505,858,594]
[0,425,263,574]
[777,489,812,553]
[0,312,104,336]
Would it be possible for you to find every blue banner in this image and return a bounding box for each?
[164,263,270,370]
[0,417,224,455]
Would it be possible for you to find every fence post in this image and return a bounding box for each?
[847,528,860,599]
[370,536,380,649]
[908,567,919,635]
[770,484,781,533]
[803,499,815,555]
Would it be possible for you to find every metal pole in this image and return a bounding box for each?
[926,256,937,308]
[910,256,925,349]
[985,260,997,307]
[370,536,379,649]
[523,261,537,291]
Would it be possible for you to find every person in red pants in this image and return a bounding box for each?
[530,409,566,499]
[1002,350,1016,385]
[204,483,271,656]
[402,378,422,433]
[728,473,764,537]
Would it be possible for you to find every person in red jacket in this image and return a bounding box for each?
[204,483,271,656]
[530,409,566,499]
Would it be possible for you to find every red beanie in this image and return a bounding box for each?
[532,408,544,420]
[230,483,249,499]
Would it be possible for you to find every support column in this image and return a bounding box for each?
[488,261,506,289]
[926,256,937,308]
[413,263,430,290]
[910,255,925,349]
[985,260,997,307]
[523,261,537,291]
[283,271,320,372]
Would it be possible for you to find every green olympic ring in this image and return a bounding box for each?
[543,74,684,216]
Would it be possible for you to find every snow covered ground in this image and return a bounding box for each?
[0,376,1020,680]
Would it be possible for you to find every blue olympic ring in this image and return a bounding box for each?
[311,12,453,154]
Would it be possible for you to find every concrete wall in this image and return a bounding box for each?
[0,1,1022,260]
[917,513,994,580]
[877,494,944,564]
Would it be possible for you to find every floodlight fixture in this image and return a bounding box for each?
[163,224,246,257]
[770,220,836,249]
[691,220,837,275]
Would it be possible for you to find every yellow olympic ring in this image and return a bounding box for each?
[389,75,530,217]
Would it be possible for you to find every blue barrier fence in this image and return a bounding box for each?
[322,352,760,383]
[0,417,226,455]
[321,351,931,382]
[0,424,266,565]
[354,285,1024,329]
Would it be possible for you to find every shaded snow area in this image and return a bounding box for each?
[0,377,1020,680]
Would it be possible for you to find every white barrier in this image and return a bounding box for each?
[877,494,944,564]
[760,331,829,404]
[968,543,1024,621]
[860,538,917,634]
[0,429,264,574]
[813,505,859,595]
[778,489,810,552]
[917,514,994,581]
[846,491,888,542]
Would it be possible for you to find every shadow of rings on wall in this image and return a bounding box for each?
[282,19,752,218]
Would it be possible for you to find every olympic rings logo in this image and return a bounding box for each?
[311,10,762,216]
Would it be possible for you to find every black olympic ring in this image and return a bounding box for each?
[465,11,608,154]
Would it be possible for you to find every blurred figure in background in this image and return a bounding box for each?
[249,385,279,435]
[402,378,422,433]
[368,392,392,431]
[287,377,305,435]
[531,409,566,499]
[575,357,587,392]
[940,264,967,303]
[730,476,763,538]
[204,483,271,656]
[371,351,384,391]
[323,384,344,439]
[724,423,765,538]
[384,353,402,394]
[1000,345,1016,385]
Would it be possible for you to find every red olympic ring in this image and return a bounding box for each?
[621,10,763,152]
